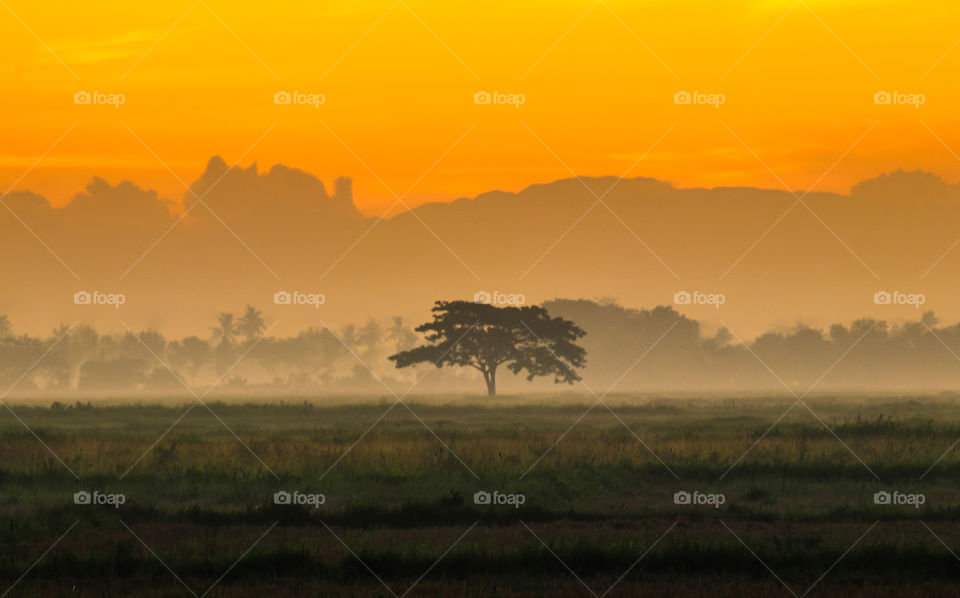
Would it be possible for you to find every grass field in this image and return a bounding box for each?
[3,393,960,596]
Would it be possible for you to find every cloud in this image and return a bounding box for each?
[56,29,162,65]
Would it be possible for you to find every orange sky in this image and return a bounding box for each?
[2,0,960,215]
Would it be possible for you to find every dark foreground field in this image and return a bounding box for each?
[3,394,960,596]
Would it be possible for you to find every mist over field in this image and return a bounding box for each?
[5,296,960,399]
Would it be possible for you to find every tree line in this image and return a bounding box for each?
[2,299,960,394]
[0,307,420,393]
[544,299,960,392]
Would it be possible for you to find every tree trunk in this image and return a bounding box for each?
[484,367,497,396]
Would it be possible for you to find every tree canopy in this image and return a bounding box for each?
[388,300,587,396]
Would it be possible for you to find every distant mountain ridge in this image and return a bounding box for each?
[2,159,959,341]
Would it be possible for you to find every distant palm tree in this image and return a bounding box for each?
[387,316,416,352]
[210,312,238,349]
[358,318,383,354]
[0,315,11,338]
[388,316,405,347]
[237,305,266,343]
[340,323,358,349]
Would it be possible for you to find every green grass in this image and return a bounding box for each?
[2,394,960,596]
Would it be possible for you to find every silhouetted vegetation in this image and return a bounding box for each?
[388,301,586,395]
[2,299,960,395]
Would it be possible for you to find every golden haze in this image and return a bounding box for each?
[1,0,959,213]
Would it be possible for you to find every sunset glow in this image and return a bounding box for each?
[3,0,960,214]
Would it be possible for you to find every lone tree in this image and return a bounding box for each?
[388,300,586,396]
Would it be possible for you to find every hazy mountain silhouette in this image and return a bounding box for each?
[2,160,959,340]
[187,156,361,221]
